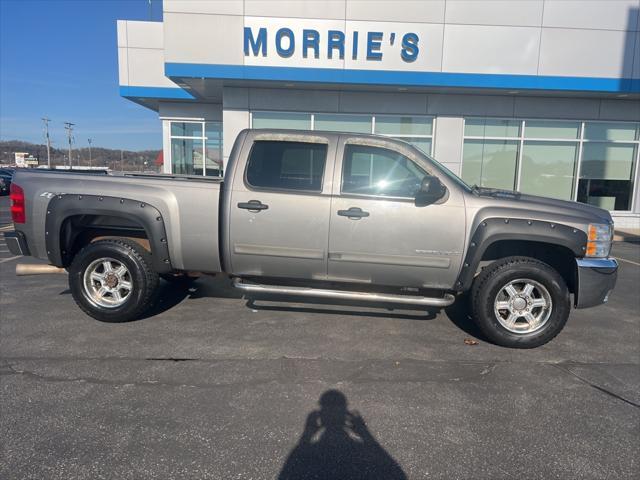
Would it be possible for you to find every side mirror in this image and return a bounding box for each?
[415,175,446,206]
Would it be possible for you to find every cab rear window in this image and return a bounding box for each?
[245,141,327,192]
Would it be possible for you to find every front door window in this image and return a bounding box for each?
[342,144,427,198]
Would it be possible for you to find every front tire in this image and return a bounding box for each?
[69,238,160,322]
[471,256,570,348]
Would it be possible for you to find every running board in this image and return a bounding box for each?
[232,278,456,307]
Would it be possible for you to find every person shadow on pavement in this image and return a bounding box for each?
[278,390,407,480]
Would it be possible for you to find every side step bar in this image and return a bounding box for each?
[232,278,456,307]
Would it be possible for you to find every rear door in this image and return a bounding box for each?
[228,134,335,280]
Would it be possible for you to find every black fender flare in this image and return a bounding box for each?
[455,217,587,291]
[44,194,173,273]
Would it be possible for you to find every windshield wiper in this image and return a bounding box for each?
[471,185,520,198]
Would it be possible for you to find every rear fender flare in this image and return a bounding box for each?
[44,194,172,273]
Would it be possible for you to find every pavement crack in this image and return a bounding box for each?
[145,357,198,362]
[552,363,640,409]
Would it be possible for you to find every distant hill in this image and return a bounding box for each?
[0,140,161,171]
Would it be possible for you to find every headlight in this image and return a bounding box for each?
[586,223,613,257]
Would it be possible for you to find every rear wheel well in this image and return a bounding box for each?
[479,240,577,295]
[59,214,150,266]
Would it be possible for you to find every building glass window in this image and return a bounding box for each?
[464,118,520,138]
[520,141,578,200]
[578,122,639,210]
[169,121,222,177]
[252,112,312,130]
[462,139,519,191]
[250,112,435,156]
[374,115,434,155]
[315,114,372,133]
[462,118,639,210]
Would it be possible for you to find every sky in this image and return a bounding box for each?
[0,0,163,151]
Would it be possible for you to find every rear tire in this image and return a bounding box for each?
[471,256,570,348]
[69,238,159,322]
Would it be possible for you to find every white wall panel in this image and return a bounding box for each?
[163,0,243,16]
[434,117,464,166]
[245,0,346,20]
[164,13,244,64]
[223,109,250,160]
[539,28,635,78]
[346,0,444,23]
[444,0,544,27]
[118,47,128,85]
[344,21,443,72]
[442,25,540,75]
[117,20,127,47]
[542,0,639,31]
[127,49,178,87]
[125,21,163,49]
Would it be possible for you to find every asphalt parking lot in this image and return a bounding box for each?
[1,195,639,479]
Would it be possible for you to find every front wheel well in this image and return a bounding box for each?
[479,240,577,295]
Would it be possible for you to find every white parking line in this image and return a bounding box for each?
[0,255,20,264]
[617,256,640,267]
[0,225,14,231]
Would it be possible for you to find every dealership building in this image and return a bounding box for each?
[117,0,640,227]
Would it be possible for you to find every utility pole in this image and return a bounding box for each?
[120,149,124,171]
[64,122,75,169]
[87,138,92,168]
[41,117,51,168]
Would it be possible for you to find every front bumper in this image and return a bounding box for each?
[575,258,618,308]
[3,231,30,256]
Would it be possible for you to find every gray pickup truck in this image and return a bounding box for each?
[5,129,618,348]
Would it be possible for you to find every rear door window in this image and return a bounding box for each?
[245,141,327,192]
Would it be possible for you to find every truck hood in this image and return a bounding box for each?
[469,187,613,226]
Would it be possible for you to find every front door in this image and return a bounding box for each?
[328,138,466,289]
[229,138,334,280]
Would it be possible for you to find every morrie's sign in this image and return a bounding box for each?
[241,17,441,72]
[244,27,419,62]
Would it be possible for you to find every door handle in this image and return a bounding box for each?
[238,200,269,211]
[337,207,369,219]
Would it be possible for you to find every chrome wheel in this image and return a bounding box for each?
[83,257,133,308]
[494,278,552,334]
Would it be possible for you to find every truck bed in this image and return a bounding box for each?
[12,169,223,273]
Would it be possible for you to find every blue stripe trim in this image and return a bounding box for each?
[165,63,640,93]
[119,86,195,100]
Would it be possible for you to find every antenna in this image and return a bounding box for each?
[41,117,52,168]
[64,122,75,168]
